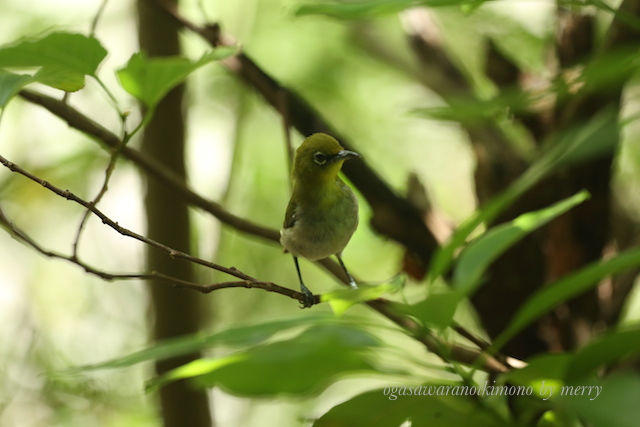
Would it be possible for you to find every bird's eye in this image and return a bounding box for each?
[313,152,327,166]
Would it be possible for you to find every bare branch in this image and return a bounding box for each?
[89,0,110,36]
[72,153,116,257]
[175,280,316,301]
[0,154,254,281]
[0,193,318,306]
[72,118,132,257]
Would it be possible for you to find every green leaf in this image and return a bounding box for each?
[294,0,485,20]
[0,32,106,75]
[494,246,640,351]
[544,107,619,170]
[584,0,640,33]
[149,324,381,396]
[314,388,508,427]
[68,315,331,372]
[579,47,640,92]
[34,65,85,92]
[416,188,593,331]
[453,190,589,297]
[0,32,106,91]
[482,11,548,74]
[428,108,617,282]
[562,373,640,427]
[565,328,640,381]
[414,91,532,125]
[503,330,640,405]
[409,289,460,329]
[0,70,33,108]
[322,275,405,316]
[295,0,416,19]
[117,48,236,110]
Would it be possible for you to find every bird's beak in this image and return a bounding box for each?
[330,150,361,163]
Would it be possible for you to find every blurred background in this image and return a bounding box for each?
[1,0,639,426]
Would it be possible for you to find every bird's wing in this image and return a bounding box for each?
[283,199,298,229]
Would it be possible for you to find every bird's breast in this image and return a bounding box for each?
[280,182,358,261]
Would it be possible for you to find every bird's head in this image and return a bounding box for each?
[291,133,360,185]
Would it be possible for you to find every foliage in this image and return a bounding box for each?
[1,1,640,427]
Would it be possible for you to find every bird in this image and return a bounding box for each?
[280,133,360,308]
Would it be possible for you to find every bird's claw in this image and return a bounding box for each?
[299,285,315,309]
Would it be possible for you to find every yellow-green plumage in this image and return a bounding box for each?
[280,133,360,307]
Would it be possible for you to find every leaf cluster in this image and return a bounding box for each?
[1,1,640,425]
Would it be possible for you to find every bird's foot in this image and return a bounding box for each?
[299,284,316,309]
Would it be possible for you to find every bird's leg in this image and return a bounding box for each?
[336,254,358,289]
[293,256,315,308]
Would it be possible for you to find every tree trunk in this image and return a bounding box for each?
[137,1,212,426]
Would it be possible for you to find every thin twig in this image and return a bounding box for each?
[0,203,318,304]
[71,153,116,258]
[93,76,128,123]
[452,322,492,351]
[72,125,130,258]
[0,154,252,281]
[89,0,109,37]
[175,279,315,299]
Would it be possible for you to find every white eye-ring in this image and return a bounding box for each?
[313,151,328,166]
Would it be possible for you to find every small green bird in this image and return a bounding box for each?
[280,133,360,308]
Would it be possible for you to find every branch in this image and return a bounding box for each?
[18,89,280,244]
[366,299,508,373]
[175,280,313,299]
[72,111,131,258]
[0,153,251,281]
[0,170,319,306]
